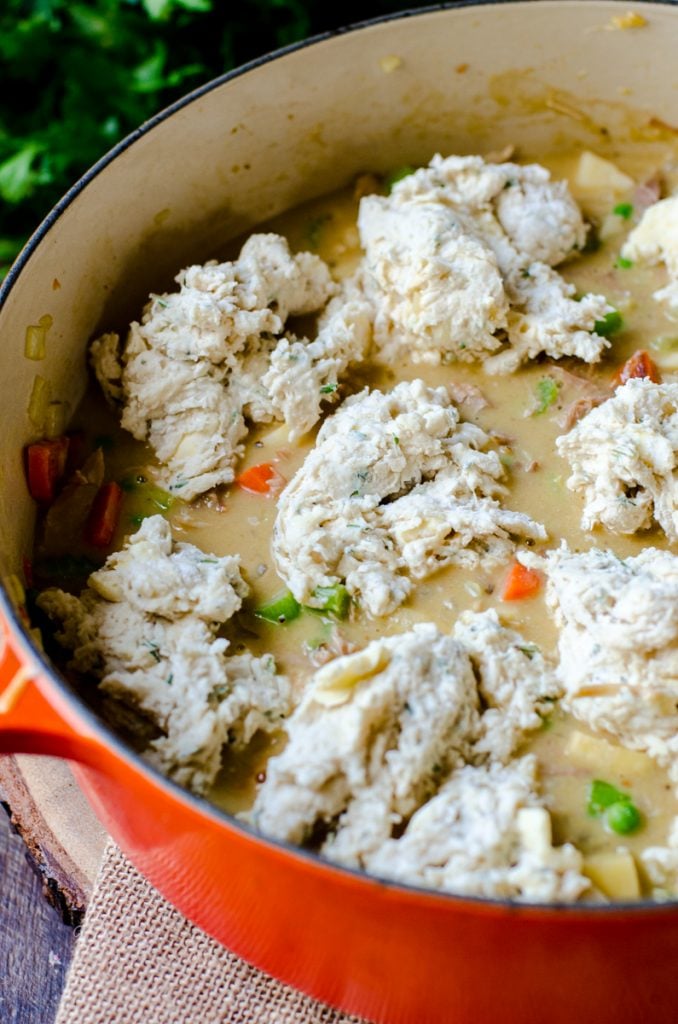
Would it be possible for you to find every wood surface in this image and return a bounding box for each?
[0,805,75,1024]
[0,754,108,1023]
[0,756,106,922]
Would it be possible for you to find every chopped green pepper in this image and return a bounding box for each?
[311,583,351,619]
[254,590,301,624]
[594,309,624,338]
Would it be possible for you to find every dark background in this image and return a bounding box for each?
[0,0,440,278]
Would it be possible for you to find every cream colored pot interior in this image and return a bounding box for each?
[0,0,675,594]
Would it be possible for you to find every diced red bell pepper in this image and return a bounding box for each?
[26,437,69,503]
[614,350,661,387]
[500,561,542,601]
[236,462,278,494]
[85,481,123,548]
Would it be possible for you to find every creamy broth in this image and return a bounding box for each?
[33,134,678,899]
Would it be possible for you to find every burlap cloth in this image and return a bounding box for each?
[56,841,369,1024]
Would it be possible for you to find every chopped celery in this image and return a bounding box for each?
[24,316,51,360]
[385,165,415,192]
[28,374,51,429]
[532,377,560,415]
[255,590,301,624]
[312,583,351,619]
[594,309,623,337]
[121,477,176,525]
[44,401,68,440]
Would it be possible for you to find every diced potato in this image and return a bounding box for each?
[312,644,391,707]
[574,152,634,193]
[583,850,640,900]
[565,729,655,777]
[516,806,553,857]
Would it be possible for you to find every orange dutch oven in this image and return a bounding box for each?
[1,3,678,1021]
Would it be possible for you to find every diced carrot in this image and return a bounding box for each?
[614,350,661,387]
[500,561,542,601]
[85,482,123,548]
[26,437,69,503]
[236,462,277,495]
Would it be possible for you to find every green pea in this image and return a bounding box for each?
[605,801,641,835]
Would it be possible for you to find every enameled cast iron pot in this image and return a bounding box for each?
[1,3,677,1020]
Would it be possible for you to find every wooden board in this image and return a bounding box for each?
[0,754,107,925]
[0,807,76,1024]
[0,755,107,1023]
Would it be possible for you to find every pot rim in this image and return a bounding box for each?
[2,0,676,917]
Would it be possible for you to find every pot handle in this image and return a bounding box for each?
[0,615,98,764]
